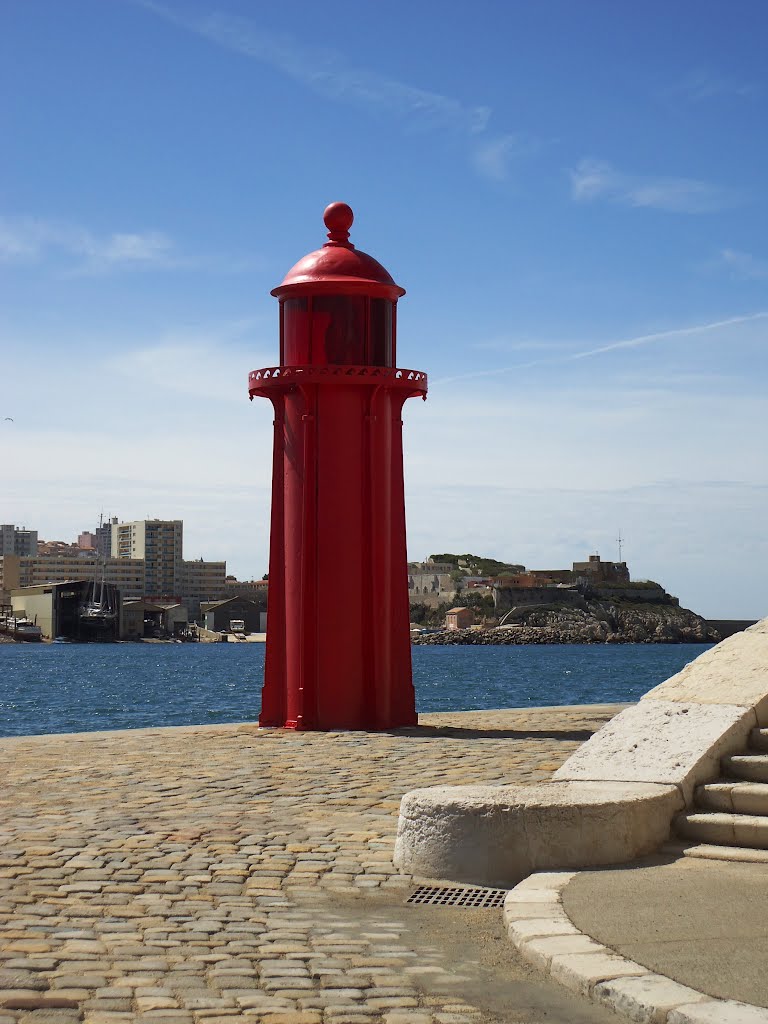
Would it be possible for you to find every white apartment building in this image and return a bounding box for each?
[0,553,145,599]
[179,559,228,619]
[180,559,227,599]
[112,519,183,597]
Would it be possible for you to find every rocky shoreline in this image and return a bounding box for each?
[413,602,719,645]
[413,628,713,645]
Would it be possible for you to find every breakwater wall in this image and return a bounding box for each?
[706,619,758,639]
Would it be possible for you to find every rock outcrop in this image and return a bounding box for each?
[412,599,718,645]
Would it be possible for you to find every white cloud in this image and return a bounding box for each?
[139,2,489,136]
[667,70,757,103]
[98,232,172,265]
[0,215,262,276]
[137,2,542,182]
[0,216,176,273]
[471,134,539,182]
[570,159,740,213]
[718,248,768,280]
[107,334,273,404]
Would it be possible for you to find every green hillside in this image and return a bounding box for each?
[428,553,524,578]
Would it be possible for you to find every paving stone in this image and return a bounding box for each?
[322,1014,380,1022]
[252,1015,321,1024]
[366,998,420,1009]
[4,962,58,974]
[137,1015,192,1023]
[383,1014,433,1024]
[49,980,107,993]
[263,977,315,992]
[134,997,178,1012]
[16,1012,82,1024]
[186,1016,242,1023]
[177,997,235,1011]
[233,996,294,1011]
[82,1015,134,1023]
[0,974,48,992]
[80,1003,131,1014]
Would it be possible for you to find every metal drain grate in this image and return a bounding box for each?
[406,885,508,908]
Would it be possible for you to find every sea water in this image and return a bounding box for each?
[0,642,711,738]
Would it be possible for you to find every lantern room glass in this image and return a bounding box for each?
[281,295,395,368]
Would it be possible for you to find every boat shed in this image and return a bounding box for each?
[122,599,188,639]
[200,596,263,635]
[11,580,121,641]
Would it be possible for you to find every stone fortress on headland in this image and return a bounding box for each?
[409,551,631,607]
[408,552,729,644]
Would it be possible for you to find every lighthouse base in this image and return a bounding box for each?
[251,365,426,733]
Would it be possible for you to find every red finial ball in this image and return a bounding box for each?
[323,202,354,246]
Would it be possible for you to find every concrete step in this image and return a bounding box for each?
[696,781,768,816]
[722,753,768,783]
[674,811,768,849]
[749,728,768,752]
[663,841,768,865]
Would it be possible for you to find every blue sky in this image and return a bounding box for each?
[1,0,766,618]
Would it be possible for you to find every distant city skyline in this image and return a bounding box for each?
[1,0,766,620]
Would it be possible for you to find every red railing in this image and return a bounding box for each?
[248,364,428,395]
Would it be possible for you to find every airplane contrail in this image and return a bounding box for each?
[435,310,768,385]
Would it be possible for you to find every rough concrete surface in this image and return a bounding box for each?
[563,855,768,1009]
[0,705,625,1024]
[394,781,682,887]
[643,619,768,723]
[552,699,755,803]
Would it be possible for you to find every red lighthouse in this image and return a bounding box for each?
[249,203,427,730]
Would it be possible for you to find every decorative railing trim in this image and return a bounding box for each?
[248,365,428,388]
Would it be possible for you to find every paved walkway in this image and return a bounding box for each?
[0,705,624,1024]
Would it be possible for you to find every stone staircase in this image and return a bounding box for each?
[670,726,768,862]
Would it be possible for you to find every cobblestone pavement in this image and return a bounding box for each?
[0,706,623,1024]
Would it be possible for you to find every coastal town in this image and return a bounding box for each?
[0,519,745,645]
[0,518,266,643]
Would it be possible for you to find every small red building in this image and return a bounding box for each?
[445,607,474,631]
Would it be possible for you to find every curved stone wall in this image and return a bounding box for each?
[395,618,768,887]
[394,780,682,888]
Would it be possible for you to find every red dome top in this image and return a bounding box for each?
[271,202,405,300]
